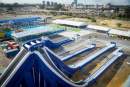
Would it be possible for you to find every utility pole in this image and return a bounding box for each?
[96,0,99,16]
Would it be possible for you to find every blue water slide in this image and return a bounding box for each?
[0,52,75,87]
[61,44,96,62]
[84,48,123,86]
[68,42,116,69]
[45,47,79,76]
[23,38,95,76]
[44,43,116,76]
[43,48,123,87]
[44,38,74,49]
[56,38,74,46]
[43,29,65,36]
[0,47,123,87]
[23,38,116,76]
[23,37,74,51]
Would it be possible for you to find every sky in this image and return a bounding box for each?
[1,0,130,5]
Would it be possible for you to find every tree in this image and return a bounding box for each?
[13,2,19,7]
[7,6,13,11]
[124,7,130,18]
[0,3,4,7]
[91,18,96,22]
[117,23,122,27]
[54,4,63,10]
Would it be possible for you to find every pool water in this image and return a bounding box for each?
[5,31,12,37]
[21,25,53,31]
[9,25,64,38]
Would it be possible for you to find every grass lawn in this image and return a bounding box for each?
[70,28,81,32]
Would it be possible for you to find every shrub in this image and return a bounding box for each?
[3,28,12,32]
[91,18,96,22]
[117,23,122,27]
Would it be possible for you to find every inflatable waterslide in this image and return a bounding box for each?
[0,38,124,87]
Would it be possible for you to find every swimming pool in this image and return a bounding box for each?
[9,25,65,39]
[21,25,54,31]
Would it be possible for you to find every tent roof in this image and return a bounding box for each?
[52,19,86,27]
[87,25,110,32]
[11,28,62,39]
[108,29,130,37]
[58,30,93,38]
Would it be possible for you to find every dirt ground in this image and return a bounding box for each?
[0,47,11,73]
[106,54,130,87]
[98,19,130,30]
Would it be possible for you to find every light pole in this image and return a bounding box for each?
[95,0,99,16]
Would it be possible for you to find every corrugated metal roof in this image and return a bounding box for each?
[87,25,110,32]
[59,30,92,38]
[109,29,130,37]
[52,19,86,27]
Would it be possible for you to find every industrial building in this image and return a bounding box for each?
[52,19,87,29]
[108,29,130,39]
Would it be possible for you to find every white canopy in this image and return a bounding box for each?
[87,25,110,32]
[11,28,62,39]
[52,19,86,27]
[108,29,130,37]
[12,29,49,39]
[58,30,93,39]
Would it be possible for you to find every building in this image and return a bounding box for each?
[11,27,65,44]
[87,25,110,33]
[108,29,130,39]
[52,19,87,29]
